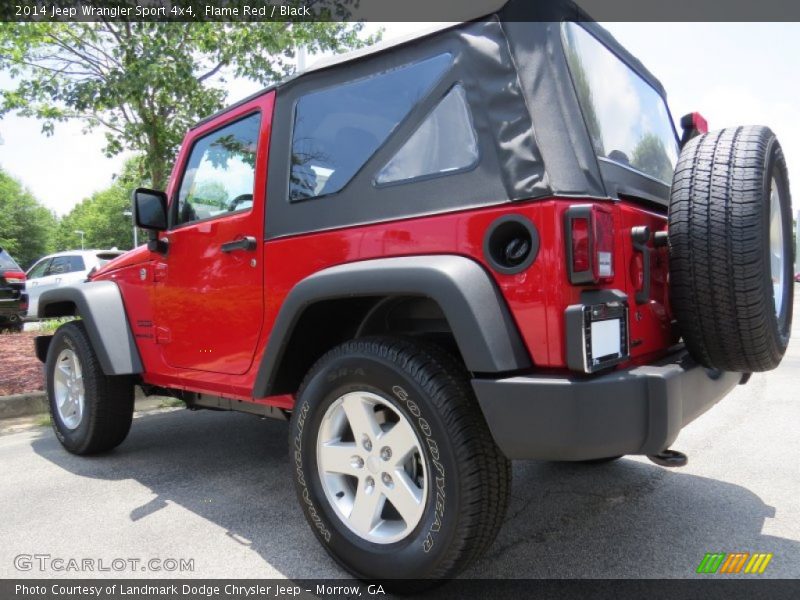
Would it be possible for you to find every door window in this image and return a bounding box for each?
[175,113,261,227]
[46,256,77,276]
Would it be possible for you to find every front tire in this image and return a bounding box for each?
[46,321,134,455]
[290,337,510,581]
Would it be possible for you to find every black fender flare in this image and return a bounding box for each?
[36,281,143,376]
[253,255,532,397]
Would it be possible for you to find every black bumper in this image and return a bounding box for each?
[472,350,741,460]
[0,294,26,320]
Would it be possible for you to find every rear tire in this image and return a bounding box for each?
[46,321,134,455]
[289,336,510,582]
[669,126,793,372]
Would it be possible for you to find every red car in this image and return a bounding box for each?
[32,3,794,583]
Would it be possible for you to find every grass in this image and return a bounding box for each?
[38,317,77,334]
[159,398,185,409]
[35,414,51,427]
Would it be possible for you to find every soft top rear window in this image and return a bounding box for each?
[561,22,678,184]
[0,249,21,270]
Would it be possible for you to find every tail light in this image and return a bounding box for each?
[564,205,615,285]
[3,270,26,284]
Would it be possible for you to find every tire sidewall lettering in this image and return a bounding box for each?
[292,400,332,543]
[390,384,445,553]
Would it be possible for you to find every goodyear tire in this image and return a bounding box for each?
[46,321,135,454]
[289,336,510,582]
[669,126,794,372]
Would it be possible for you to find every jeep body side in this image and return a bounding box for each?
[34,4,794,583]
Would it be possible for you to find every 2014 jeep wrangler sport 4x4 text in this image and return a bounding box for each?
[33,1,794,582]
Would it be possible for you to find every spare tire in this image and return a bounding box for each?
[669,126,793,372]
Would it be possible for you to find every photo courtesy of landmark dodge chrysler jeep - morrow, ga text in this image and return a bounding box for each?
[32,0,794,583]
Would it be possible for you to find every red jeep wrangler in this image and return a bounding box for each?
[34,5,793,582]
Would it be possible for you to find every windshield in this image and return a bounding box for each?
[562,22,678,184]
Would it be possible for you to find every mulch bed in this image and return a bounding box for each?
[0,331,44,396]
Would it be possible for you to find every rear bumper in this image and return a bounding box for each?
[472,349,741,460]
[0,294,26,319]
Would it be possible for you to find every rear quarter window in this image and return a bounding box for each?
[376,84,479,186]
[289,53,452,201]
[0,250,21,270]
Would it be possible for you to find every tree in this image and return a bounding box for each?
[55,156,147,251]
[0,166,57,268]
[0,16,378,189]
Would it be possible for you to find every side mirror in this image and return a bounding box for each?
[132,188,169,254]
[133,188,168,231]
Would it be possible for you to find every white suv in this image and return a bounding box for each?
[25,250,125,318]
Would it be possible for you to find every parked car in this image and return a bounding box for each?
[32,2,794,584]
[25,250,125,319]
[0,247,27,332]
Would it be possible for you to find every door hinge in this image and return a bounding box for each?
[154,262,168,283]
[155,326,171,344]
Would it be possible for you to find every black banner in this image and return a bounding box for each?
[4,579,800,600]
[3,0,800,23]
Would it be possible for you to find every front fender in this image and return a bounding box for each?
[37,281,143,376]
[253,255,531,397]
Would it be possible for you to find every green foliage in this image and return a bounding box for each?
[0,166,57,268]
[39,316,76,334]
[55,156,146,251]
[0,19,378,190]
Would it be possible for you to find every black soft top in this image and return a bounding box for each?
[195,0,668,128]
[194,1,678,239]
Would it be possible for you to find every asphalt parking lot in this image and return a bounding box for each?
[1,292,798,580]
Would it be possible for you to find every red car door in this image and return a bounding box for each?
[154,94,273,375]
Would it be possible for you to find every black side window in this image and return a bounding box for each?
[289,53,452,202]
[46,256,72,275]
[66,256,85,272]
[176,113,261,226]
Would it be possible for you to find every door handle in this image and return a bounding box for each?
[220,236,257,253]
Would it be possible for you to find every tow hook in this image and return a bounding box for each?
[647,449,688,468]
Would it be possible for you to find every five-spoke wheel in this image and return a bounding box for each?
[53,348,85,430]
[317,391,426,544]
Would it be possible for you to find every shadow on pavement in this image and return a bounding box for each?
[31,408,800,579]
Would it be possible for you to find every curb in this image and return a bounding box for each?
[0,392,48,419]
[0,388,154,421]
